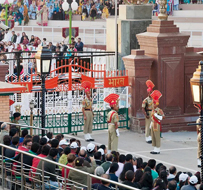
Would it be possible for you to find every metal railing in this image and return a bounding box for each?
[13,26,107,45]
[180,30,203,47]
[0,143,139,190]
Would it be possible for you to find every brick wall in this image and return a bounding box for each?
[0,96,10,122]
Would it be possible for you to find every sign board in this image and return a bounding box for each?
[104,76,129,88]
[62,27,79,39]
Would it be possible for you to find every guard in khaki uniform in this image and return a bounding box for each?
[104,93,120,152]
[197,117,201,167]
[81,81,94,142]
[150,90,165,154]
[142,80,155,143]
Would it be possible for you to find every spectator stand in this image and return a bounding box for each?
[4,51,129,135]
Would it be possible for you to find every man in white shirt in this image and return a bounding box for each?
[3,29,12,42]
[16,33,21,44]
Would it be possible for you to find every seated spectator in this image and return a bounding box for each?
[58,146,71,170]
[49,5,54,19]
[29,144,50,181]
[37,148,62,189]
[22,36,29,45]
[194,172,201,190]
[159,170,168,186]
[51,139,60,162]
[3,135,11,155]
[15,142,40,169]
[148,159,158,181]
[70,142,79,156]
[136,157,143,170]
[134,169,143,184]
[139,167,153,190]
[0,122,9,144]
[178,173,189,190]
[119,162,134,182]
[120,170,141,190]
[5,136,19,158]
[92,166,104,184]
[99,144,107,162]
[37,137,48,154]
[79,149,91,167]
[94,151,102,166]
[109,162,119,188]
[9,128,19,138]
[15,139,32,157]
[68,157,96,187]
[181,176,198,190]
[101,153,113,173]
[19,129,28,146]
[32,135,40,144]
[29,35,35,44]
[92,174,111,190]
[62,153,76,178]
[58,139,69,156]
[167,180,177,190]
[153,178,167,190]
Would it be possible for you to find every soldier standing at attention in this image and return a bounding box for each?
[81,81,94,142]
[150,90,165,154]
[104,93,120,152]
[142,80,155,143]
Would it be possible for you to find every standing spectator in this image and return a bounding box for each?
[11,31,17,43]
[16,33,21,44]
[90,5,97,20]
[49,5,54,19]
[37,148,62,189]
[75,37,83,51]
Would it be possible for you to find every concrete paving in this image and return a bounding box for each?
[65,129,199,174]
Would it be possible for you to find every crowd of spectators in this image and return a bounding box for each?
[0,120,203,190]
[0,30,84,77]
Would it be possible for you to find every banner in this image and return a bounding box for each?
[104,76,129,88]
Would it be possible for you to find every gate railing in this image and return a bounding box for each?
[10,107,129,135]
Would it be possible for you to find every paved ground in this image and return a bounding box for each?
[65,129,199,173]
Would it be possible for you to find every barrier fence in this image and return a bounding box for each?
[0,143,139,190]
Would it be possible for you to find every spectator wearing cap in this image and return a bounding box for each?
[101,154,113,173]
[120,170,141,190]
[87,143,96,157]
[92,166,105,184]
[181,175,198,190]
[178,173,189,190]
[58,139,69,156]
[0,122,9,144]
[70,142,79,156]
[79,149,91,167]
[94,151,102,166]
[167,180,177,190]
[68,156,96,187]
[58,146,71,170]
[168,166,177,182]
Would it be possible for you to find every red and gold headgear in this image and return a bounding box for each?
[150,90,162,105]
[104,93,119,107]
[81,81,93,93]
[146,80,155,93]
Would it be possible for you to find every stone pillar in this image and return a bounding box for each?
[137,20,190,115]
[0,96,10,122]
[123,49,153,132]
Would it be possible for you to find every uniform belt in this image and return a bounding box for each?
[85,109,91,111]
